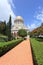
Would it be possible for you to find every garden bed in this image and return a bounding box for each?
[31,38,43,65]
[0,34,8,42]
[0,38,23,57]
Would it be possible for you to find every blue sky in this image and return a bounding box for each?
[0,0,43,30]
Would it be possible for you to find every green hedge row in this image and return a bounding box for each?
[0,38,23,57]
[31,38,43,65]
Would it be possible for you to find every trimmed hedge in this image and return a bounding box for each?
[31,38,43,65]
[0,38,23,57]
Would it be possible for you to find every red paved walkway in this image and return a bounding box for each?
[0,39,33,65]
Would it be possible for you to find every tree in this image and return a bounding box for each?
[41,23,43,26]
[0,21,6,35]
[7,15,12,41]
[18,29,27,38]
[30,24,43,37]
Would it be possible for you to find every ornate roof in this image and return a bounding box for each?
[14,16,24,22]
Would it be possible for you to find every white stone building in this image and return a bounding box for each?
[11,16,29,38]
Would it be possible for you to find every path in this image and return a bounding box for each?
[0,39,33,65]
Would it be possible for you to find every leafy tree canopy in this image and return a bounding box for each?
[18,29,27,37]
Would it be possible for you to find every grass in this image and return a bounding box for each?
[0,34,8,42]
[31,38,43,65]
[0,34,8,38]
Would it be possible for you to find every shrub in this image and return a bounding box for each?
[0,38,23,57]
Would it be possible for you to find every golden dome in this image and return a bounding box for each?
[14,16,24,22]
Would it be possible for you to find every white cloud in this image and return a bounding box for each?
[36,14,43,22]
[27,24,37,31]
[27,7,43,31]
[35,9,43,22]
[0,0,16,23]
[8,0,15,9]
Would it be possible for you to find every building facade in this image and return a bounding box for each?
[11,16,29,38]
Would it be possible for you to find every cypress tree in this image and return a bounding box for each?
[8,15,12,41]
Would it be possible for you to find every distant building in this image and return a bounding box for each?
[11,16,29,38]
[38,34,43,38]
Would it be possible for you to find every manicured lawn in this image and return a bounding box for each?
[0,34,8,42]
[31,38,43,65]
[0,38,23,57]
